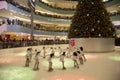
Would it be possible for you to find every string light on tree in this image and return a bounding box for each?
[91,2,94,4]
[81,1,82,4]
[99,34,101,37]
[86,28,88,30]
[74,29,77,32]
[98,27,100,30]
[87,14,89,16]
[97,20,100,23]
[109,28,111,31]
[103,12,104,14]
[91,28,94,31]
[113,34,116,36]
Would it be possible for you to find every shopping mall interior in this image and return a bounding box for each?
[0,0,120,80]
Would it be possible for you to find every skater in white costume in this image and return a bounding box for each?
[25,48,32,67]
[72,52,79,68]
[33,51,40,70]
[48,47,55,72]
[59,52,66,70]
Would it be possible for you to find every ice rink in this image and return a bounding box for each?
[0,44,120,80]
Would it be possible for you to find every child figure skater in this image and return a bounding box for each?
[48,53,54,72]
[72,52,79,68]
[25,48,31,67]
[33,49,37,57]
[60,52,66,70]
[66,47,70,57]
[51,47,55,55]
[33,51,40,70]
[29,48,33,62]
[34,49,37,55]
[42,47,46,58]
[80,47,86,62]
[76,49,84,64]
[58,47,62,55]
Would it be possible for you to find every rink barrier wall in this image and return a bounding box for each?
[69,38,115,53]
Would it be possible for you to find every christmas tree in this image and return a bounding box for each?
[68,0,116,38]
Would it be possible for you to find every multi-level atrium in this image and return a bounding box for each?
[0,0,120,80]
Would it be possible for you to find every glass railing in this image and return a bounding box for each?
[110,11,120,16]
[2,18,68,32]
[6,0,120,20]
[7,0,31,13]
[65,0,113,2]
[37,0,74,14]
[39,0,75,11]
[36,11,120,20]
[36,12,72,19]
[39,0,113,11]
[7,25,68,36]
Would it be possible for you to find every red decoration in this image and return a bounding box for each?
[88,33,91,37]
[70,39,75,47]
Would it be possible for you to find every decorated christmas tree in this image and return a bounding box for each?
[68,0,116,38]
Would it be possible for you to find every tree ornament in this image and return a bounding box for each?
[87,14,89,16]
[74,29,77,32]
[98,27,100,30]
[113,34,116,36]
[86,28,88,30]
[103,12,104,14]
[109,28,111,31]
[88,33,91,37]
[91,28,94,31]
[99,34,101,37]
[97,20,100,23]
[91,2,94,4]
[81,1,82,4]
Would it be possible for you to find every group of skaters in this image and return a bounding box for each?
[25,46,86,72]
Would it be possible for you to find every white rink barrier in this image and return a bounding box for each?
[69,38,115,53]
